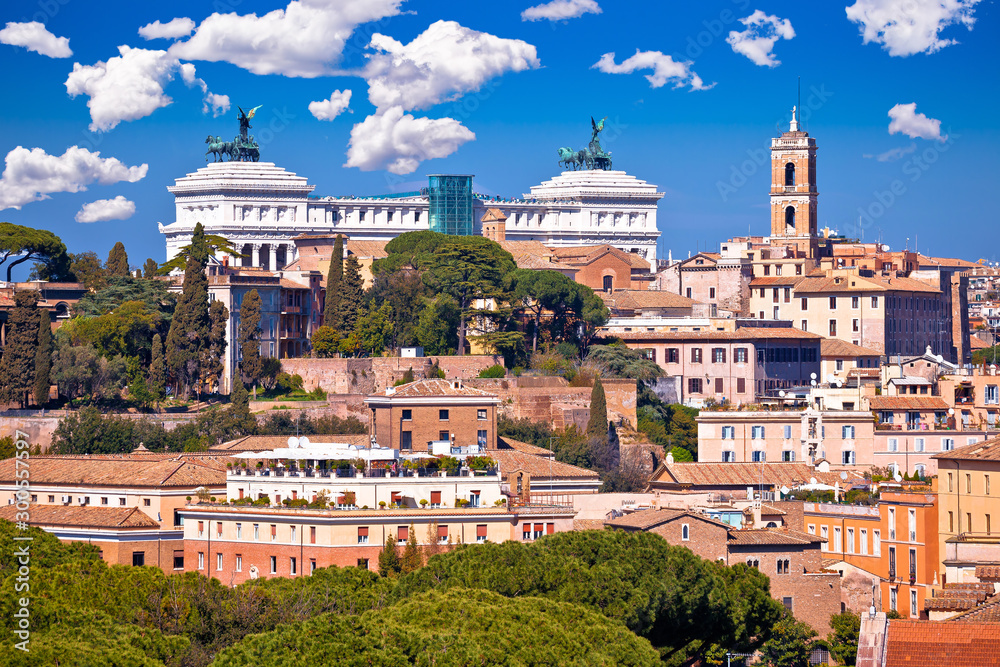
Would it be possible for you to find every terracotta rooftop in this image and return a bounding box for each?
[213,434,370,451]
[971,336,991,350]
[821,338,884,358]
[867,396,950,411]
[749,276,802,287]
[650,462,863,489]
[497,241,575,272]
[600,289,698,311]
[932,435,1000,462]
[550,244,651,270]
[481,207,507,223]
[604,508,728,530]
[573,519,608,531]
[0,456,225,488]
[0,504,159,529]
[976,566,1000,583]
[727,528,824,546]
[613,327,822,342]
[345,239,389,259]
[760,504,787,516]
[793,273,940,295]
[497,436,555,458]
[491,449,600,481]
[374,379,499,399]
[949,596,1000,622]
[884,619,1000,666]
[847,368,881,378]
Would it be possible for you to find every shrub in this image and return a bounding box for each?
[478,364,506,379]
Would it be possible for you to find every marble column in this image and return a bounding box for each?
[269,244,278,272]
[251,243,262,268]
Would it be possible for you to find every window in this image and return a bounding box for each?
[709,287,716,299]
[821,525,829,550]
[909,509,916,542]
[847,528,855,553]
[198,552,204,570]
[688,378,703,394]
[469,490,481,507]
[290,558,297,575]
[666,348,679,363]
[987,385,999,405]
[430,491,442,508]
[751,450,766,462]
[358,527,369,544]
[144,498,151,507]
[829,320,837,336]
[752,425,765,439]
[172,550,184,570]
[310,526,316,544]
[747,558,760,569]
[398,525,409,545]
[401,409,412,421]
[967,473,973,494]
[852,318,860,332]
[216,553,223,571]
[785,162,795,186]
[888,438,898,452]
[988,514,992,535]
[714,378,723,393]
[842,450,856,465]
[235,554,242,573]
[967,513,973,532]
[253,524,259,541]
[914,438,925,453]
[873,530,881,556]
[270,524,277,542]
[808,524,816,535]
[603,275,613,292]
[784,425,792,439]
[843,425,855,439]
[217,521,223,538]
[834,527,842,552]
[801,297,808,310]
[270,556,277,574]
[691,348,703,363]
[735,347,748,363]
[943,438,954,451]
[236,523,242,539]
[354,559,365,571]
[197,521,205,538]
[712,348,726,363]
[477,409,487,420]
[439,409,449,421]
[439,525,450,544]
[737,378,746,394]
[722,425,735,439]
[830,296,837,309]
[722,451,735,462]
[782,450,795,462]
[872,296,878,308]
[685,286,692,298]
[910,589,918,618]
[890,588,897,612]
[400,431,412,450]
[796,264,802,275]
[988,475,991,496]
[476,525,488,543]
[290,526,296,542]
[860,529,868,555]
[782,597,793,612]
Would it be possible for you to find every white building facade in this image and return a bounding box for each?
[159,163,663,268]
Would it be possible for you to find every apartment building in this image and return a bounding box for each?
[939,367,1000,431]
[0,454,226,567]
[617,326,821,406]
[821,338,882,382]
[697,409,875,466]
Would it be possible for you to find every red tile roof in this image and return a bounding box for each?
[867,396,950,411]
[376,379,498,399]
[932,435,1000,462]
[650,462,864,488]
[213,434,369,451]
[821,338,884,358]
[0,456,225,488]
[727,528,824,546]
[0,504,159,529]
[885,619,1000,666]
[604,508,729,530]
[600,289,698,311]
[497,437,555,458]
[749,276,802,287]
[491,450,600,481]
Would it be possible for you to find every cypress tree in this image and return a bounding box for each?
[202,300,229,393]
[229,373,256,434]
[378,533,402,577]
[0,291,39,408]
[238,289,263,394]
[165,222,211,399]
[149,333,165,401]
[33,308,52,406]
[401,523,422,574]
[339,254,363,333]
[323,235,344,329]
[586,376,608,440]
[142,258,159,279]
[106,242,130,277]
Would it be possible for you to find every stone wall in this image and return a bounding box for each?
[280,355,502,395]
[0,412,200,452]
[464,376,637,428]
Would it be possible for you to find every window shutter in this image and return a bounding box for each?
[337,494,347,504]
[534,523,543,533]
[430,491,442,504]
[270,524,276,537]
[198,521,204,532]
[438,525,448,539]
[391,491,402,503]
[476,524,488,538]
[358,526,369,537]
[546,523,555,535]
[398,525,408,541]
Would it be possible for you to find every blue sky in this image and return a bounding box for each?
[0,0,997,276]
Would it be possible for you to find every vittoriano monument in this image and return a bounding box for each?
[557,116,613,171]
[205,105,262,162]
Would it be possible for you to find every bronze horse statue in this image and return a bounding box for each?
[557,147,587,171]
[205,135,236,162]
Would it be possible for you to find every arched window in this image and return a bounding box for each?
[785,162,795,186]
[784,206,795,234]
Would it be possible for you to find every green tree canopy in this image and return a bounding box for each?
[586,344,665,382]
[34,308,53,406]
[323,235,343,329]
[0,222,69,282]
[68,251,108,291]
[210,588,662,667]
[165,223,211,398]
[0,290,39,406]
[586,375,608,440]
[338,254,363,333]
[759,613,816,667]
[157,234,242,275]
[74,276,176,322]
[105,242,130,278]
[829,611,861,666]
[237,289,262,389]
[414,294,460,355]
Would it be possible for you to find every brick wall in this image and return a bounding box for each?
[280,355,501,395]
[464,377,637,427]
[648,518,728,562]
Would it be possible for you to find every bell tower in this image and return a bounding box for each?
[770,106,818,257]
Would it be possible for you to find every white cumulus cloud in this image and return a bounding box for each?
[846,0,980,56]
[309,90,352,120]
[66,46,228,131]
[888,103,945,141]
[168,0,404,77]
[521,0,601,22]
[0,146,147,211]
[345,106,475,174]
[868,144,917,162]
[365,21,540,111]
[726,10,795,67]
[138,18,196,41]
[75,195,136,223]
[0,21,72,58]
[592,50,712,90]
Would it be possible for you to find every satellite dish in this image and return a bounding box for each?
[835,380,843,388]
[287,437,297,448]
[299,436,310,448]
[779,390,786,397]
[810,477,818,485]
[811,380,817,386]
[811,372,817,380]
[948,408,955,416]
[826,374,835,383]
[780,485,790,495]
[841,472,848,480]
[894,472,903,483]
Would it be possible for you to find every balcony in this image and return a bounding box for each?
[281,305,301,314]
[228,465,498,480]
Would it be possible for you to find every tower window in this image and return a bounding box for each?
[785,162,795,186]
[784,206,795,234]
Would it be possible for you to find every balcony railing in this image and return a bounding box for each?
[228,466,498,479]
